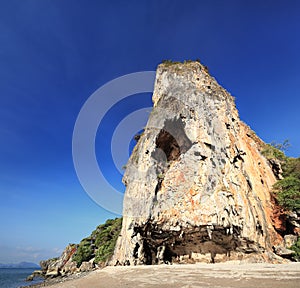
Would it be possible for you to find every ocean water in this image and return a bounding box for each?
[0,268,44,288]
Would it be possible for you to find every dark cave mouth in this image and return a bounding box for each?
[152,118,193,162]
[131,223,260,265]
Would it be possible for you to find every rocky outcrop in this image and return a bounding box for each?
[79,260,95,272]
[41,244,78,277]
[273,245,295,258]
[28,244,81,281]
[112,61,286,265]
[267,158,283,180]
[287,210,300,234]
[27,218,122,281]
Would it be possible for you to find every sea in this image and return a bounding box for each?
[0,268,44,288]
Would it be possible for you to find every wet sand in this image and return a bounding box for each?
[39,262,300,288]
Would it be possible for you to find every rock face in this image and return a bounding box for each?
[35,244,80,279]
[112,61,284,265]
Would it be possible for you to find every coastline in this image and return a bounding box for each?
[22,262,300,288]
[21,271,92,288]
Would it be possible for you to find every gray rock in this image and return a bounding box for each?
[111,61,284,265]
[39,244,78,279]
[60,261,78,276]
[268,159,283,179]
[26,274,34,281]
[45,267,60,278]
[284,235,297,248]
[25,270,45,282]
[79,261,94,272]
[273,245,295,257]
[287,211,300,228]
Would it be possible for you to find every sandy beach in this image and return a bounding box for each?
[36,262,300,288]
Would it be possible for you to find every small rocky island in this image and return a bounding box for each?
[27,60,300,283]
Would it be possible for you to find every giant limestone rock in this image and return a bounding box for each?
[112,61,283,265]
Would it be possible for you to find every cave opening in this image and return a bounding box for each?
[152,118,192,162]
[134,223,247,265]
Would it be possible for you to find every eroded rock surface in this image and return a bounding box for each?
[112,61,284,265]
[28,244,80,280]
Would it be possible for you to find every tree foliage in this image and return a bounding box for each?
[262,140,300,212]
[289,237,300,261]
[282,157,300,179]
[261,143,286,161]
[72,218,122,267]
[93,218,122,263]
[273,176,300,211]
[270,140,290,152]
[72,239,94,267]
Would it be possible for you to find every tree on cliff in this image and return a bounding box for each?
[72,218,122,267]
[263,142,300,212]
[274,155,300,211]
[266,143,300,261]
[273,176,300,211]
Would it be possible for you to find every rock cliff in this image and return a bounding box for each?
[112,61,285,265]
[27,218,122,282]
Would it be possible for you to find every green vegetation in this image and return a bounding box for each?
[160,59,209,74]
[157,173,165,179]
[72,239,93,267]
[261,141,300,261]
[161,59,181,65]
[183,60,195,64]
[261,141,300,212]
[161,59,202,66]
[94,218,122,263]
[72,218,122,267]
[289,237,300,261]
[261,143,286,161]
[273,177,300,211]
[282,157,300,179]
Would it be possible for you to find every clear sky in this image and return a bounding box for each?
[0,0,299,264]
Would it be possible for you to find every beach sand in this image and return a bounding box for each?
[39,262,300,288]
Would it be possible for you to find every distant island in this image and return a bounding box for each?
[0,262,40,269]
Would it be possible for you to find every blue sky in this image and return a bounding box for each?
[0,0,299,264]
